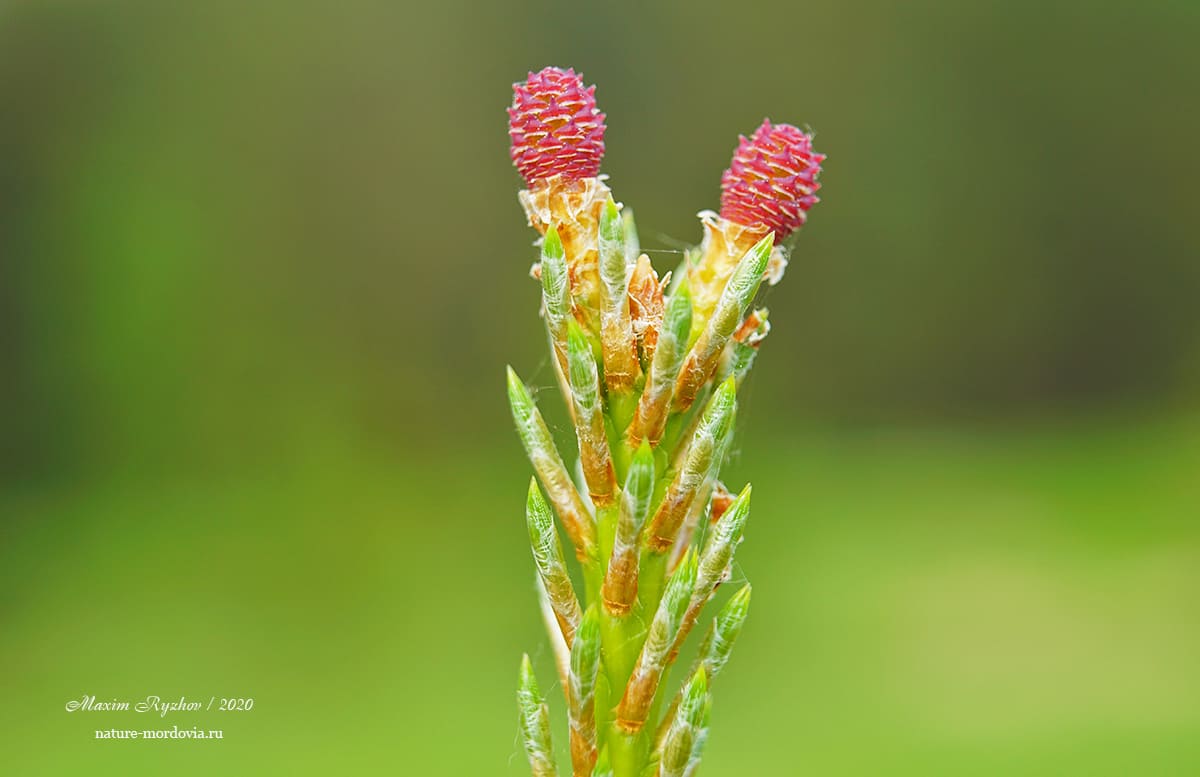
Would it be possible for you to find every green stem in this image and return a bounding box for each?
[608,725,649,777]
[584,560,601,610]
[600,606,644,699]
[597,502,619,570]
[636,550,669,619]
[594,667,613,755]
[607,390,638,480]
[635,472,675,616]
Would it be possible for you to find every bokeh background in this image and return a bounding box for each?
[2,0,1199,774]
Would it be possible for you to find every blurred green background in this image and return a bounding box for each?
[2,0,1198,774]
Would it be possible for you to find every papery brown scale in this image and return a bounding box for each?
[576,408,615,507]
[709,481,735,524]
[628,254,666,366]
[601,549,638,615]
[599,305,638,393]
[733,310,768,344]
[615,673,657,734]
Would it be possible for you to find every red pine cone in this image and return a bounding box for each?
[509,67,607,185]
[719,120,825,240]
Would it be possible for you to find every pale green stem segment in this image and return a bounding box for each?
[570,607,603,776]
[616,550,698,734]
[656,584,751,748]
[602,442,655,616]
[629,283,692,447]
[657,668,708,777]
[527,478,584,647]
[509,366,596,560]
[599,197,638,393]
[673,234,772,412]
[518,654,559,777]
[645,378,737,554]
[593,747,613,777]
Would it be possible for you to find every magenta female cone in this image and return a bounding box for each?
[719,119,824,241]
[509,67,607,185]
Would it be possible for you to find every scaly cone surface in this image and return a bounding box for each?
[720,119,824,240]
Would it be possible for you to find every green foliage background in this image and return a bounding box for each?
[1,0,1197,774]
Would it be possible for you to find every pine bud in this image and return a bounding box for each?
[696,484,751,597]
[527,479,583,646]
[667,485,752,663]
[568,606,602,775]
[566,321,616,504]
[656,584,751,751]
[541,226,572,376]
[704,584,752,679]
[629,282,692,447]
[646,379,737,553]
[509,366,596,559]
[518,655,558,777]
[658,668,708,777]
[616,549,698,732]
[602,441,655,614]
[598,197,639,392]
